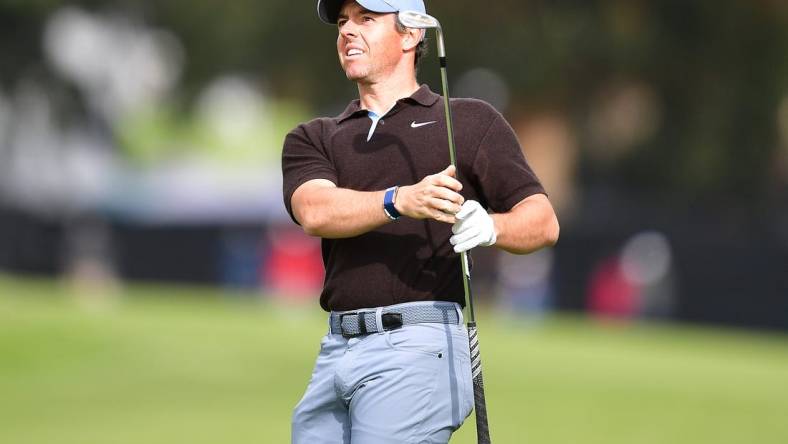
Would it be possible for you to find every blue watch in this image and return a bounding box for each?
[383,186,401,220]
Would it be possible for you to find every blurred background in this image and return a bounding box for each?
[1,1,787,443]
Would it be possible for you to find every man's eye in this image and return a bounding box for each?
[363,16,374,22]
[337,19,347,27]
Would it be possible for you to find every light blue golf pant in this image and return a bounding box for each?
[292,302,474,444]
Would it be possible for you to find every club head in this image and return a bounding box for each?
[397,10,440,29]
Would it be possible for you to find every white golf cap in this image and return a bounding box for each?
[317,0,427,25]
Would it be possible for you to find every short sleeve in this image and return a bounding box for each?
[281,121,338,224]
[471,111,546,213]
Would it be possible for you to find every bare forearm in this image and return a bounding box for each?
[294,184,390,238]
[292,166,464,239]
[491,194,559,254]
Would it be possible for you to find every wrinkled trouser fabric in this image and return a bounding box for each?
[292,301,474,444]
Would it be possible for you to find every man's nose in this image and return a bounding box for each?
[340,21,358,39]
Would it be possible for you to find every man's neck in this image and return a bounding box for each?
[357,76,420,116]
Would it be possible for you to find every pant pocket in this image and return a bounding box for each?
[385,324,447,358]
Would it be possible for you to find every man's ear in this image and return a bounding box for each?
[401,28,423,52]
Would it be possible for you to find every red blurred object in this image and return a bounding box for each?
[587,256,640,319]
[263,227,324,300]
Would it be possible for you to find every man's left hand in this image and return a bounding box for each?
[450,200,497,253]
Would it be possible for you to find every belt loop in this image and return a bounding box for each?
[454,303,464,327]
[375,307,384,334]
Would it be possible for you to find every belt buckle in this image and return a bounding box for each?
[381,312,403,331]
[339,311,369,338]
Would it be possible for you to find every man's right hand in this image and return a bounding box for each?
[395,165,465,224]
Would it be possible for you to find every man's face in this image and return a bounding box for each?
[336,1,406,83]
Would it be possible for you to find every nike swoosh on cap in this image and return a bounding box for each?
[411,121,437,128]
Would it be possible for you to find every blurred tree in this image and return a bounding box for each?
[1,0,786,202]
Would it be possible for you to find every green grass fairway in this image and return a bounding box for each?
[1,274,787,443]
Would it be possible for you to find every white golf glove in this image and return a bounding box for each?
[450,200,497,253]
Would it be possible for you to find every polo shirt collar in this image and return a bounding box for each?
[406,84,440,107]
[335,84,440,123]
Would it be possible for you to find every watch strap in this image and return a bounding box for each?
[383,186,401,220]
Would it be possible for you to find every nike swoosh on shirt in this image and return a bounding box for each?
[411,121,437,128]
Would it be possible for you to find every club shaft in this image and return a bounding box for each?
[436,29,490,443]
[439,60,476,324]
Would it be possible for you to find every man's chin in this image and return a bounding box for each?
[345,73,366,81]
[344,68,369,82]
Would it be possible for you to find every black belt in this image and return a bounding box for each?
[329,302,461,338]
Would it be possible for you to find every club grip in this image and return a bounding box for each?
[468,323,491,443]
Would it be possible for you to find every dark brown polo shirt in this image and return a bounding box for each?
[282,85,545,312]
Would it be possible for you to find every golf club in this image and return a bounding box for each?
[397,10,492,444]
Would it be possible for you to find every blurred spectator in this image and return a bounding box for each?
[588,255,638,320]
[588,231,675,320]
[62,213,120,306]
[262,226,323,303]
[497,248,555,319]
[620,231,676,319]
[516,113,578,217]
[219,227,266,291]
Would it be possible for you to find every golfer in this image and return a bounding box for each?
[283,1,559,442]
